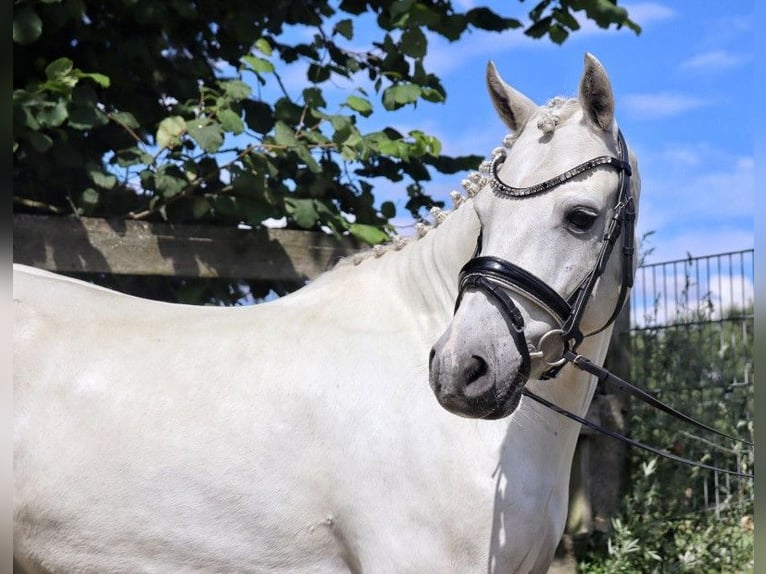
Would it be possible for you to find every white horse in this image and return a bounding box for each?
[13,53,639,573]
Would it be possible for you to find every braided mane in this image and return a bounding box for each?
[339,96,580,267]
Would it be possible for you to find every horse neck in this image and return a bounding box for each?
[349,200,479,338]
[386,202,482,335]
[516,327,614,471]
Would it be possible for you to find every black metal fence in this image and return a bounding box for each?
[629,249,754,514]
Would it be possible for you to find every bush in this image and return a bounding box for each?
[580,263,754,573]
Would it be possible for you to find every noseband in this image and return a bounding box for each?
[456,129,635,380]
[452,130,753,478]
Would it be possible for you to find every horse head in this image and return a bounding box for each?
[429,53,640,420]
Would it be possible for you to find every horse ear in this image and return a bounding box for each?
[579,53,615,131]
[486,61,537,132]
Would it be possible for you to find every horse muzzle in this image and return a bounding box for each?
[428,338,526,420]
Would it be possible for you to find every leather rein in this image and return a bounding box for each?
[455,129,753,479]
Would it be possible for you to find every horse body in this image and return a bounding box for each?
[14,54,638,573]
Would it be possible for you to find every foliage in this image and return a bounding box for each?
[579,459,753,573]
[13,0,638,302]
[580,262,754,572]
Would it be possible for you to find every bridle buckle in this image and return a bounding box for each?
[528,329,568,368]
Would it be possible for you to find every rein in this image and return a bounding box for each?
[456,129,753,479]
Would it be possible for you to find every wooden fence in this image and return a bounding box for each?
[13,214,361,282]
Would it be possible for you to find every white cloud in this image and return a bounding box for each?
[709,273,754,311]
[631,249,753,326]
[424,29,541,79]
[638,152,753,231]
[680,50,747,73]
[623,2,677,25]
[623,92,712,119]
[633,142,753,265]
[662,147,702,166]
[736,157,754,171]
[638,228,754,268]
[702,15,752,46]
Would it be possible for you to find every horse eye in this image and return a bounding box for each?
[566,209,598,231]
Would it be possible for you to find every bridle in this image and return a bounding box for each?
[454,129,753,479]
[456,129,634,379]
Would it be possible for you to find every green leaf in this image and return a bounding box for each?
[27,131,53,153]
[13,5,43,45]
[80,188,100,208]
[191,197,211,219]
[408,130,442,156]
[67,100,109,130]
[401,27,427,58]
[39,77,78,92]
[218,109,245,134]
[211,195,239,217]
[87,164,117,189]
[302,87,327,109]
[155,165,188,198]
[466,7,517,31]
[345,95,373,117]
[254,38,273,56]
[45,58,74,81]
[242,55,275,75]
[187,119,224,153]
[548,23,568,44]
[525,16,553,39]
[109,110,140,129]
[274,120,298,147]
[382,84,421,110]
[583,0,630,28]
[274,98,304,124]
[77,72,111,88]
[243,100,274,134]
[307,63,331,83]
[222,79,252,100]
[113,147,152,167]
[553,7,580,30]
[381,201,396,219]
[530,0,553,22]
[329,116,354,147]
[301,128,330,146]
[334,18,353,40]
[238,197,273,225]
[37,100,68,127]
[338,0,367,15]
[285,197,318,229]
[420,87,445,103]
[232,171,265,194]
[295,145,321,173]
[156,116,187,149]
[350,223,388,245]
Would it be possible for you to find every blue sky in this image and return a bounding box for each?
[361,1,754,266]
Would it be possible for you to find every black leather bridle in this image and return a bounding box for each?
[454,129,753,478]
[457,129,635,379]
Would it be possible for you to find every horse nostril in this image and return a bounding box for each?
[429,347,436,368]
[464,355,489,386]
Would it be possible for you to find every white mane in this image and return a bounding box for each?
[343,95,584,268]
